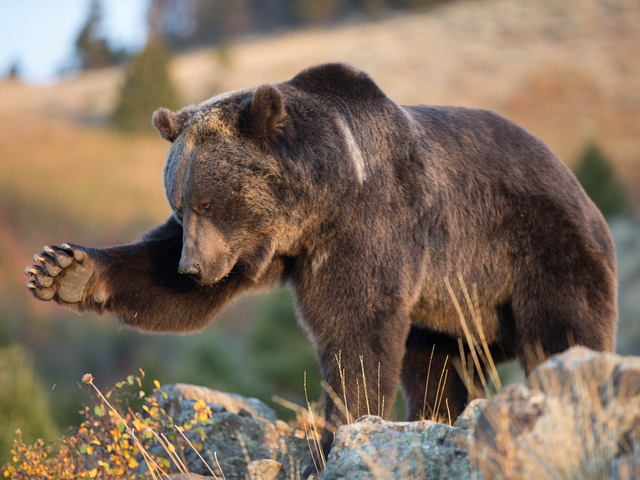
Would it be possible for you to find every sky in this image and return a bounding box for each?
[0,0,151,84]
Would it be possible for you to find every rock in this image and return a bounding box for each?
[474,347,640,480]
[276,434,313,480]
[246,459,282,480]
[158,384,279,423]
[452,398,488,429]
[152,348,640,480]
[151,385,291,480]
[318,415,472,480]
[275,419,293,436]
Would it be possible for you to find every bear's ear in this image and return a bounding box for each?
[152,108,183,142]
[239,85,288,149]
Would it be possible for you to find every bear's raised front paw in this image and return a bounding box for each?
[25,244,95,304]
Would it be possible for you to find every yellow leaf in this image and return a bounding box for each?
[89,468,98,478]
[87,446,93,455]
[154,380,160,390]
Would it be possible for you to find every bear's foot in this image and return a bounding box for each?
[26,244,96,304]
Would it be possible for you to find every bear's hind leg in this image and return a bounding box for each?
[401,327,471,422]
[511,273,617,374]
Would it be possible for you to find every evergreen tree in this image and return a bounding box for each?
[574,143,628,219]
[112,39,180,133]
[75,0,114,70]
[7,61,20,81]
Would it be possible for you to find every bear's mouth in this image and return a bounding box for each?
[188,263,239,286]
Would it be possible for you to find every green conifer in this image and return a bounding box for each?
[75,0,114,70]
[574,143,628,219]
[112,39,180,133]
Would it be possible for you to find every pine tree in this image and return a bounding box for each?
[112,39,180,133]
[6,61,20,81]
[574,143,628,219]
[75,0,114,70]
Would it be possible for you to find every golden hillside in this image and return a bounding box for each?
[1,0,639,297]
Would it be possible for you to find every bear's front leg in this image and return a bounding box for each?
[25,216,285,332]
[299,309,412,478]
[26,243,108,310]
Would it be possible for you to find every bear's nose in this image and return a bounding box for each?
[178,263,201,278]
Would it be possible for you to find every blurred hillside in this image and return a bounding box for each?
[0,0,639,459]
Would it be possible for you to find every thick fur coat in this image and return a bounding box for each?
[26,63,617,476]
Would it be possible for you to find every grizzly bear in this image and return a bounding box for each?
[26,63,617,476]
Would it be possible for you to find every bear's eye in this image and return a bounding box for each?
[202,203,211,211]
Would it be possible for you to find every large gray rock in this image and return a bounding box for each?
[152,347,640,480]
[151,385,282,480]
[158,383,279,423]
[315,347,640,480]
[150,384,311,480]
[317,416,472,480]
[474,347,640,480]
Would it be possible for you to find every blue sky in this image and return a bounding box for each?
[0,0,151,84]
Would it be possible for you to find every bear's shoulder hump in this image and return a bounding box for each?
[288,63,386,101]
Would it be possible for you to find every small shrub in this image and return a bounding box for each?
[574,143,628,220]
[1,371,215,479]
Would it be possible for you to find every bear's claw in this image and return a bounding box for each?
[62,243,85,261]
[44,245,74,268]
[25,244,94,304]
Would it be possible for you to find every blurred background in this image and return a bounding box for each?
[0,0,639,462]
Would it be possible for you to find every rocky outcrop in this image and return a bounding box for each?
[317,415,473,480]
[474,346,640,480]
[153,384,311,480]
[157,347,640,479]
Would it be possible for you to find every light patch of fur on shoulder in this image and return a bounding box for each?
[312,250,330,274]
[402,107,420,131]
[336,117,366,184]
